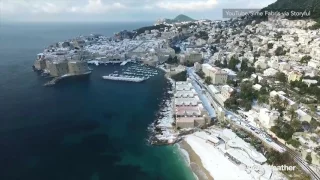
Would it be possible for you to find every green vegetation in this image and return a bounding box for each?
[266,150,294,166]
[135,24,170,35]
[287,138,301,148]
[230,124,310,179]
[306,153,312,164]
[225,81,258,111]
[290,80,320,100]
[300,55,312,63]
[262,0,320,20]
[194,31,209,40]
[166,56,179,64]
[310,22,320,30]
[171,70,187,81]
[268,43,274,49]
[275,46,286,56]
[171,46,181,54]
[196,70,205,79]
[183,60,195,67]
[271,118,296,141]
[238,60,256,78]
[233,129,263,151]
[310,118,320,130]
[240,59,248,71]
[204,76,212,84]
[228,56,240,71]
[258,95,269,104]
[275,72,287,83]
[164,14,195,23]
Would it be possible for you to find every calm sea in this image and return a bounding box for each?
[0,22,195,180]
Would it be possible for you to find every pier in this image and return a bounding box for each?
[102,75,147,82]
[44,77,61,86]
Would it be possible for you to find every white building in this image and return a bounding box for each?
[263,68,278,77]
[202,64,228,84]
[308,59,320,69]
[278,62,291,71]
[194,62,202,72]
[296,109,312,122]
[258,108,280,129]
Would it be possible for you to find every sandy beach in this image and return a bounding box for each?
[183,134,256,180]
[179,140,214,180]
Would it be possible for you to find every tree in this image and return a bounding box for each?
[287,138,301,148]
[300,55,312,64]
[205,76,212,84]
[228,56,240,71]
[291,119,302,132]
[196,70,205,79]
[214,60,222,67]
[240,59,248,71]
[258,95,269,104]
[268,43,274,49]
[256,65,262,72]
[223,59,228,68]
[275,72,287,83]
[310,118,320,130]
[273,94,281,106]
[171,71,187,81]
[282,99,290,108]
[287,108,297,122]
[254,76,259,84]
[275,46,286,56]
[306,153,312,164]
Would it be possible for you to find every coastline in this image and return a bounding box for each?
[179,140,215,180]
[148,66,179,145]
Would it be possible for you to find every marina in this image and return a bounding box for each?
[102,75,147,82]
[101,62,160,83]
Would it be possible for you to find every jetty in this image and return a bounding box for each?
[120,61,128,66]
[44,77,61,86]
[102,75,147,82]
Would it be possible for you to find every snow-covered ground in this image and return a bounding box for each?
[153,77,178,143]
[148,74,179,144]
[184,134,287,180]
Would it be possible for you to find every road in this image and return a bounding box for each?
[187,67,320,180]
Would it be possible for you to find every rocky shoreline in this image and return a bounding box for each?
[147,72,197,145]
[147,76,179,145]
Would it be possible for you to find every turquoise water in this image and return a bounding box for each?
[0,22,195,180]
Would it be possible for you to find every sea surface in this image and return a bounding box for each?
[0,22,195,180]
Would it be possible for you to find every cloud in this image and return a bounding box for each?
[0,0,277,21]
[69,0,126,14]
[156,0,218,11]
[32,2,64,14]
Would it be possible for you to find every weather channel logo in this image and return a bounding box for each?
[240,164,296,172]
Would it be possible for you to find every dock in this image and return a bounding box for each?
[102,75,147,82]
[120,61,128,66]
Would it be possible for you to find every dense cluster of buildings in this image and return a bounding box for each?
[174,81,208,129]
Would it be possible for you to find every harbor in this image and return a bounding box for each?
[102,75,147,82]
[100,62,160,83]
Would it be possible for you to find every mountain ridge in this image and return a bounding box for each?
[262,0,320,19]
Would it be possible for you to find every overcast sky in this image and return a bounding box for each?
[0,0,277,22]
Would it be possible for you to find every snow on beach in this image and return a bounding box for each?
[185,134,255,180]
[184,134,287,180]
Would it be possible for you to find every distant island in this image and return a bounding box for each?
[157,14,195,24]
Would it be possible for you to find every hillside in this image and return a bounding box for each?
[164,14,195,23]
[262,0,320,19]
